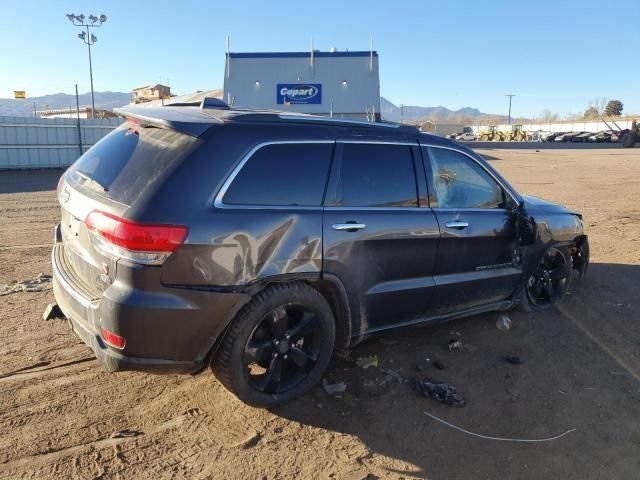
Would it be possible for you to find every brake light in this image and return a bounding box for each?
[85,210,188,265]
[100,327,126,349]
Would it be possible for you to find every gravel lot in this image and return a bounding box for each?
[1,147,639,479]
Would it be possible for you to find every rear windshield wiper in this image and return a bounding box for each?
[75,171,109,192]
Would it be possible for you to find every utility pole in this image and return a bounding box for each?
[66,13,107,119]
[505,94,516,125]
[75,84,83,156]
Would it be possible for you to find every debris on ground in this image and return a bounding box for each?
[496,314,512,331]
[380,368,403,382]
[448,340,463,351]
[0,273,52,296]
[505,355,523,365]
[356,355,378,369]
[433,360,446,370]
[413,379,465,407]
[423,410,576,442]
[450,330,462,337]
[42,303,64,321]
[234,431,262,449]
[322,379,347,396]
[110,429,143,439]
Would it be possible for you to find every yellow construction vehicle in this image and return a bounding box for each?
[504,124,528,142]
[478,125,501,141]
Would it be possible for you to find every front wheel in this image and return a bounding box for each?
[518,246,572,312]
[212,282,335,407]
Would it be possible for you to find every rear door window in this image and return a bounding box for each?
[329,143,417,207]
[221,143,333,206]
[68,124,199,205]
[425,147,504,209]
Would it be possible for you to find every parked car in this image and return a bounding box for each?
[52,101,590,407]
[453,132,477,142]
[528,130,549,142]
[544,132,566,142]
[554,131,588,142]
[571,132,594,143]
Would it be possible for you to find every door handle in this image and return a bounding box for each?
[332,223,366,231]
[445,221,469,229]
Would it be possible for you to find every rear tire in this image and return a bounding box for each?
[518,246,573,312]
[211,282,335,407]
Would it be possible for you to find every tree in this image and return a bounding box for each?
[540,109,559,122]
[605,100,623,116]
[584,106,599,119]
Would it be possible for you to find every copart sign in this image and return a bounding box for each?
[277,84,322,104]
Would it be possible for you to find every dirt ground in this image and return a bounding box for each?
[1,147,639,480]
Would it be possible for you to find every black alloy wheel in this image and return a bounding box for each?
[244,304,322,394]
[525,247,571,308]
[211,282,335,407]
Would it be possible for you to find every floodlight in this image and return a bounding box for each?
[90,34,97,43]
[78,31,86,40]
[99,14,107,23]
[66,14,76,22]
[89,15,98,23]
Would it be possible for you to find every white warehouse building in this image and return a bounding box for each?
[223,50,381,121]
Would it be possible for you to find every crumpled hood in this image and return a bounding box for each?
[522,195,579,217]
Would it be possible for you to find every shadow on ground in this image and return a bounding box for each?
[0,169,64,194]
[273,263,640,479]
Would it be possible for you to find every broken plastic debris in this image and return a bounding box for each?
[448,340,463,351]
[356,355,378,369]
[110,429,142,439]
[496,314,512,331]
[322,378,347,395]
[505,355,522,365]
[414,378,465,407]
[0,273,52,296]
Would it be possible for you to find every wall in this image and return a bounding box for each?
[224,52,380,119]
[0,116,122,169]
[472,119,635,134]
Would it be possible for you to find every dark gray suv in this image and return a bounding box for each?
[52,101,589,406]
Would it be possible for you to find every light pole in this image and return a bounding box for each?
[66,13,107,119]
[505,93,515,125]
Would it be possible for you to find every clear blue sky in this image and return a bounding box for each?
[1,0,638,117]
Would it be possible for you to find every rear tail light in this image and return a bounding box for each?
[100,327,126,349]
[85,210,188,265]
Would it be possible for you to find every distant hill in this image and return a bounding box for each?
[0,91,131,116]
[0,90,495,124]
[380,97,486,123]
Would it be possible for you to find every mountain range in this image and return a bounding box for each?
[0,91,492,123]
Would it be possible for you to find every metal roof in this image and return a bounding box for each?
[227,51,378,59]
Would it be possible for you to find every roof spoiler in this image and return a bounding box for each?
[113,106,222,137]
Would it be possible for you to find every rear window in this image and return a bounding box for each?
[67,124,198,205]
[221,143,333,206]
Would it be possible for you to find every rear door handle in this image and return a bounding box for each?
[332,223,366,231]
[445,221,469,229]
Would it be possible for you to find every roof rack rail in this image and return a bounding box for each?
[277,113,414,130]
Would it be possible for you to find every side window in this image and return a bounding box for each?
[222,143,333,206]
[331,143,417,207]
[426,147,504,209]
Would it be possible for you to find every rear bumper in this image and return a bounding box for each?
[52,230,249,374]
